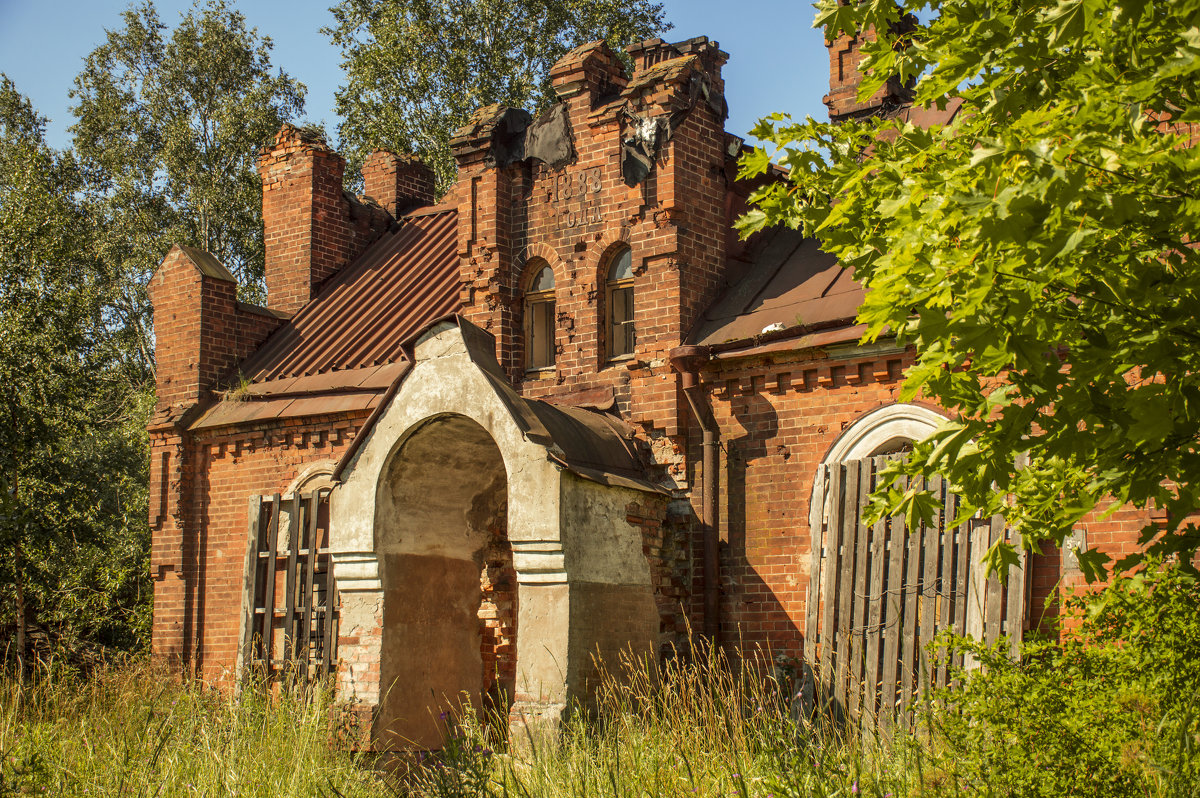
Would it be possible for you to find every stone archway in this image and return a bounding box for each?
[328,317,665,750]
[373,414,516,750]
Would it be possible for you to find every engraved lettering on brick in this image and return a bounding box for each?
[551,167,604,229]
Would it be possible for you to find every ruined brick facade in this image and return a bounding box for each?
[148,34,1154,740]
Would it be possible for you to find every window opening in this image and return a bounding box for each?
[525,263,556,370]
[606,248,635,359]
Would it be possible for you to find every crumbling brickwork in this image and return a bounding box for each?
[147,31,1158,745]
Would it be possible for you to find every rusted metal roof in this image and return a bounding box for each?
[689,226,863,346]
[237,207,461,385]
[189,391,385,431]
[186,208,459,431]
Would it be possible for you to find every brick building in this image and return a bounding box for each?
[148,34,1152,746]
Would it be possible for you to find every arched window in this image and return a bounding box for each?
[524,262,556,370]
[605,247,635,359]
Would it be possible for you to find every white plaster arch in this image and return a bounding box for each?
[808,403,950,533]
[331,324,567,579]
[326,319,661,742]
[285,459,338,497]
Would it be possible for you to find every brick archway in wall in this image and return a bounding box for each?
[373,414,516,751]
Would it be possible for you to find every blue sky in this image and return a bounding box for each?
[0,0,831,152]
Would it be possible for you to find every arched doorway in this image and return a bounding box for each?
[803,403,1026,726]
[373,414,516,750]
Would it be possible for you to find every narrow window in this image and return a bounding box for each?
[606,248,635,359]
[525,263,556,370]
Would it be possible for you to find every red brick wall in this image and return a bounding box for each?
[692,345,1157,655]
[151,412,368,685]
[449,41,733,488]
[691,348,916,655]
[149,249,233,412]
[149,248,286,414]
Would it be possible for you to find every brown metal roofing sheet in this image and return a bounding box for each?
[237,209,461,383]
[690,227,864,346]
[189,397,297,430]
[708,324,869,361]
[527,401,646,482]
[189,391,383,431]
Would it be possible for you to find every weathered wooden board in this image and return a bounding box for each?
[239,490,338,683]
[805,456,1026,729]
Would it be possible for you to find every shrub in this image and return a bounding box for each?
[924,559,1200,798]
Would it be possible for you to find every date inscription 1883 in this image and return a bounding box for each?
[553,167,603,229]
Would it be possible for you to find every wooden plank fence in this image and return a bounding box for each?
[240,490,338,680]
[804,455,1028,727]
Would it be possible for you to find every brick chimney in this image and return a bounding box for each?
[823,14,915,123]
[258,125,391,316]
[361,151,436,218]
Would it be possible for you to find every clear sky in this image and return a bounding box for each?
[0,0,831,152]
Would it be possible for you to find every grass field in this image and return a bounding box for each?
[3,564,1196,797]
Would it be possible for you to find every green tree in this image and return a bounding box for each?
[326,0,671,190]
[740,0,1200,579]
[0,76,150,660]
[71,0,306,365]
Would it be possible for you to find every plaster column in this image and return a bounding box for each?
[328,550,383,711]
[510,539,570,733]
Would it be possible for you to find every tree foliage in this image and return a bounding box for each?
[0,77,151,656]
[931,560,1200,795]
[741,0,1200,579]
[325,0,671,190]
[71,0,306,355]
[0,0,311,660]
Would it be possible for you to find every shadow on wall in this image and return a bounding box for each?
[721,391,805,658]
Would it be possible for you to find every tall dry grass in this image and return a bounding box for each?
[0,661,385,796]
[407,642,923,798]
[5,561,1195,798]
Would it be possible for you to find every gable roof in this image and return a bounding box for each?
[239,206,460,385]
[189,206,461,431]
